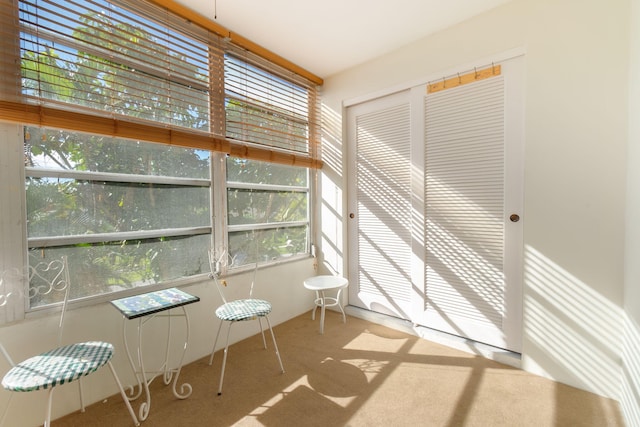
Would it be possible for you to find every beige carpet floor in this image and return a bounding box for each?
[55,311,624,426]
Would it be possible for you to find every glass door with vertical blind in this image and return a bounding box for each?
[347,55,524,352]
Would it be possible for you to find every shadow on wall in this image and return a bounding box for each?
[319,103,345,275]
[524,245,622,399]
[621,315,640,425]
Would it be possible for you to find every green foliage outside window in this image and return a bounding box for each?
[226,158,309,267]
[25,128,211,303]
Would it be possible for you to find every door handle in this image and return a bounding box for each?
[509,214,520,222]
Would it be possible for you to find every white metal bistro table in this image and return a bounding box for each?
[110,287,200,421]
[303,275,349,334]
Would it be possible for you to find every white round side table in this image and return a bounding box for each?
[303,275,349,334]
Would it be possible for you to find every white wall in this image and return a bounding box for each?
[323,0,629,404]
[623,0,640,424]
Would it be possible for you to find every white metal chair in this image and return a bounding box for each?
[208,249,284,395]
[0,256,139,427]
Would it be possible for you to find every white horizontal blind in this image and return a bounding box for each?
[0,0,321,166]
[17,0,220,131]
[357,103,412,305]
[425,76,505,328]
[224,47,320,156]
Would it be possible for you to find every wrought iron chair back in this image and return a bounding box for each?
[28,256,70,345]
[0,256,139,427]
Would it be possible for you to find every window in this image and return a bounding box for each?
[0,0,320,313]
[16,0,216,308]
[226,157,309,268]
[223,53,313,269]
[25,126,211,307]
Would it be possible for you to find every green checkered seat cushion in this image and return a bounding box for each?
[216,299,272,322]
[2,341,114,392]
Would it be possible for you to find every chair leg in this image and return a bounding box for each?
[78,377,85,412]
[257,317,267,349]
[209,319,225,366]
[107,361,140,426]
[218,322,233,395]
[45,388,54,427]
[265,316,284,374]
[0,392,13,427]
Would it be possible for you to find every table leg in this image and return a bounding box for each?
[136,318,151,421]
[337,288,347,323]
[121,309,193,422]
[320,290,326,334]
[120,317,153,420]
[311,291,319,321]
[122,317,144,403]
[169,307,193,399]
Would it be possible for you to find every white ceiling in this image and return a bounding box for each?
[178,0,512,79]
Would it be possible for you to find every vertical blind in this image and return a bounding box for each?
[0,0,322,167]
